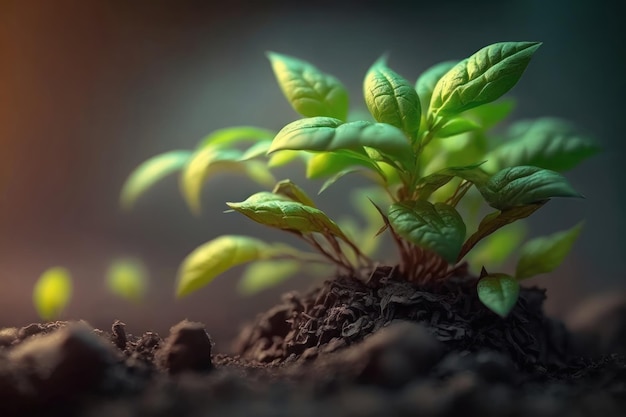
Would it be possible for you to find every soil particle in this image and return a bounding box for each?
[156,320,214,374]
[0,328,18,347]
[3,322,119,415]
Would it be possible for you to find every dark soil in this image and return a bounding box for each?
[1,266,625,416]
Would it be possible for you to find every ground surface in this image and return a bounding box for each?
[0,268,624,416]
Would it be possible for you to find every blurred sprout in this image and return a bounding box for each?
[106,258,149,302]
[33,267,72,320]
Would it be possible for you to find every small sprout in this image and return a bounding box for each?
[123,41,596,317]
[33,267,72,320]
[106,258,149,302]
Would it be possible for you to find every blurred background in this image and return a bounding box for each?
[1,0,624,351]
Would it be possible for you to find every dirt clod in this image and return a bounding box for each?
[157,320,214,374]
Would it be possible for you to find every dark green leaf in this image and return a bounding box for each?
[267,52,349,120]
[269,117,411,160]
[516,222,583,280]
[415,61,458,115]
[477,166,582,210]
[364,57,421,136]
[388,201,466,263]
[227,192,347,239]
[477,273,520,317]
[120,150,192,210]
[431,42,541,116]
[486,118,600,172]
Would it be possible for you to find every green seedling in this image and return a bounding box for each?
[122,41,598,317]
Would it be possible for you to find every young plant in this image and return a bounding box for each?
[122,41,598,317]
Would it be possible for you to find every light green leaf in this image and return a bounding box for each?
[33,267,72,320]
[273,179,316,207]
[240,141,272,160]
[466,99,515,130]
[477,273,520,317]
[468,222,527,268]
[477,166,582,210]
[515,222,583,280]
[197,126,275,149]
[306,151,371,179]
[268,150,302,167]
[436,118,481,138]
[459,202,544,261]
[364,57,421,136]
[486,118,600,172]
[267,52,349,120]
[430,42,541,116]
[120,150,192,210]
[237,260,300,295]
[269,117,412,162]
[388,201,466,263]
[181,147,275,214]
[415,61,458,114]
[176,235,281,297]
[318,169,373,194]
[106,258,149,302]
[227,192,347,239]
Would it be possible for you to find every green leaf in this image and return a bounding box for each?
[176,235,282,297]
[227,192,347,239]
[417,163,490,200]
[181,147,275,214]
[436,117,481,138]
[486,118,600,172]
[415,61,458,114]
[477,273,520,317]
[388,201,466,263]
[240,141,272,160]
[515,222,583,280]
[364,57,421,136]
[459,202,544,261]
[273,179,317,207]
[120,150,192,210]
[197,126,275,149]
[318,169,376,194]
[467,222,527,268]
[33,267,72,320]
[477,166,582,210]
[267,52,349,120]
[237,260,300,295]
[106,258,149,303]
[430,42,541,116]
[269,117,412,161]
[306,151,372,179]
[466,99,515,130]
